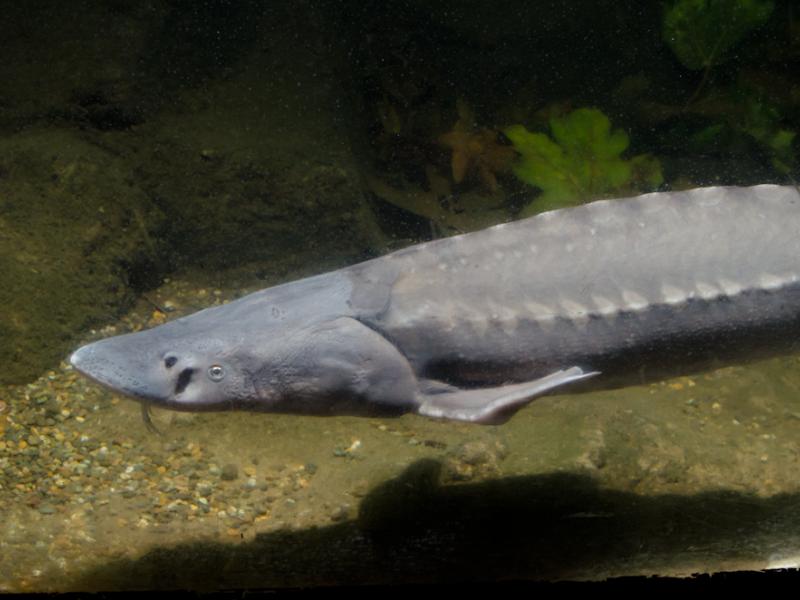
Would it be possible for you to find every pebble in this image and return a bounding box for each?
[196,482,214,496]
[0,286,363,591]
[221,463,239,481]
[330,504,350,522]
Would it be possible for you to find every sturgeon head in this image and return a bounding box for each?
[70,319,258,412]
[70,272,360,413]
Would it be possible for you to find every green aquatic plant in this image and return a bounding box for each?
[663,0,773,103]
[504,108,663,216]
[688,87,796,174]
[738,94,795,175]
[663,0,773,70]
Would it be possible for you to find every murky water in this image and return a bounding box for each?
[2,0,800,591]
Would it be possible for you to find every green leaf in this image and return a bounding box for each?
[663,0,774,70]
[737,91,797,174]
[504,108,662,216]
[629,154,665,188]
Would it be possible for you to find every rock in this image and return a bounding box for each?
[0,129,163,384]
[221,463,239,481]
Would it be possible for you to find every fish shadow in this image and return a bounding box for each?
[69,459,800,590]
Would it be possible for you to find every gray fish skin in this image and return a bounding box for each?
[70,185,800,424]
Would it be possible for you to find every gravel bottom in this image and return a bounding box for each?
[3,277,800,591]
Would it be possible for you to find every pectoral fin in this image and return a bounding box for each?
[416,367,599,424]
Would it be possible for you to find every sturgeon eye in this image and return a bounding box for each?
[208,365,225,382]
[164,356,178,368]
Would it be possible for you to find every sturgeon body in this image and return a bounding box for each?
[70,185,800,423]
